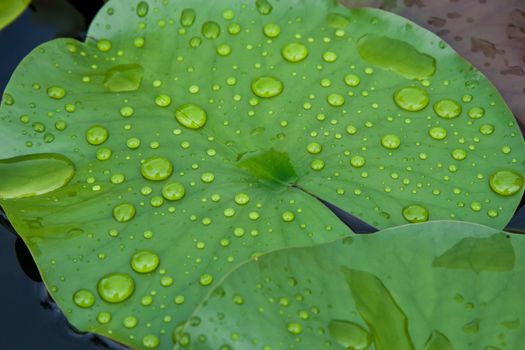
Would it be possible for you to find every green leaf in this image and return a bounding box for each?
[182,221,525,350]
[0,0,30,30]
[0,0,523,349]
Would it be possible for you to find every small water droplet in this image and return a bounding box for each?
[429,127,447,140]
[468,106,485,119]
[96,39,112,52]
[142,335,160,348]
[350,155,366,168]
[281,211,295,222]
[73,289,95,308]
[327,93,345,107]
[155,94,171,107]
[199,274,214,286]
[307,142,322,155]
[263,23,280,38]
[344,74,361,87]
[123,316,138,329]
[255,0,273,15]
[97,311,112,324]
[97,273,135,303]
[162,182,185,201]
[234,193,250,205]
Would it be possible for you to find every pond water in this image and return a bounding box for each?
[0,0,523,348]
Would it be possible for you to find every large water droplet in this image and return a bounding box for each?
[434,99,462,119]
[429,127,447,140]
[287,322,303,335]
[142,335,160,349]
[0,153,75,200]
[86,125,109,145]
[97,273,135,303]
[180,9,196,27]
[357,34,436,80]
[329,320,372,350]
[489,170,523,196]
[263,23,280,38]
[394,87,429,112]
[251,76,283,98]
[255,0,273,15]
[381,134,401,150]
[202,21,221,40]
[402,205,429,223]
[47,86,66,100]
[175,104,207,129]
[141,157,174,181]
[113,203,136,223]
[136,1,149,17]
[131,250,160,273]
[104,64,144,92]
[282,43,308,63]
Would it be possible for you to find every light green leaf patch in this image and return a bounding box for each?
[183,221,525,350]
[0,0,30,30]
[0,0,524,349]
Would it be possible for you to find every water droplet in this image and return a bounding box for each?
[142,335,160,349]
[434,99,462,119]
[136,1,149,17]
[311,159,325,171]
[162,182,185,201]
[97,311,112,324]
[155,94,171,107]
[350,155,366,168]
[201,172,215,183]
[307,142,322,155]
[86,125,109,145]
[381,134,401,150]
[393,87,429,112]
[131,250,160,273]
[479,124,494,135]
[104,64,144,92]
[180,8,196,27]
[263,23,280,38]
[175,103,207,129]
[402,204,429,223]
[282,43,308,63]
[234,193,250,205]
[199,274,213,286]
[468,107,485,119]
[47,86,66,100]
[327,93,345,107]
[489,170,523,196]
[123,316,138,328]
[451,149,467,161]
[97,273,135,303]
[281,211,295,222]
[141,157,174,181]
[357,34,436,80]
[429,127,447,140]
[96,39,112,52]
[462,318,480,334]
[73,289,95,308]
[112,203,136,223]
[2,93,14,105]
[251,76,283,98]
[0,154,75,200]
[329,320,372,350]
[344,74,361,87]
[202,21,221,40]
[216,44,232,56]
[255,0,273,15]
[287,322,302,335]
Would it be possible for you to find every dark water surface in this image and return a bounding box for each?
[0,1,523,349]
